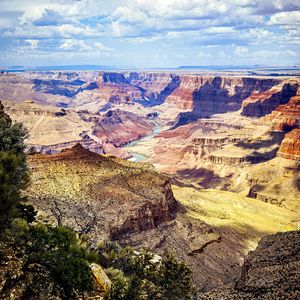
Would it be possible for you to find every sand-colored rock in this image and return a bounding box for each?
[90,263,111,292]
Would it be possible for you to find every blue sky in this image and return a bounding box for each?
[0,0,299,68]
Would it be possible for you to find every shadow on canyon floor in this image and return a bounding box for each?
[235,131,285,150]
[244,147,280,163]
[175,167,232,189]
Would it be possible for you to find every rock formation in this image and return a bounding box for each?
[26,144,179,242]
[277,128,300,160]
[241,81,299,117]
[93,109,154,147]
[203,230,300,299]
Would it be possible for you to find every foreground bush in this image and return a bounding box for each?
[98,241,196,300]
[2,221,97,299]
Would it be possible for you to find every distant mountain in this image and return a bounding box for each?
[177,65,300,71]
[1,65,137,72]
[177,65,263,70]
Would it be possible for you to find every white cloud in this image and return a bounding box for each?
[253,49,297,58]
[0,0,299,66]
[268,11,300,25]
[59,39,92,51]
[197,50,212,58]
[234,46,249,57]
[4,23,104,39]
[58,39,117,55]
[25,39,39,49]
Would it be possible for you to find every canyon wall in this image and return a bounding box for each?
[203,230,300,299]
[0,72,284,115]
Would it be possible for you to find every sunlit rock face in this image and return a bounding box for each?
[277,128,300,160]
[166,76,280,114]
[262,93,300,131]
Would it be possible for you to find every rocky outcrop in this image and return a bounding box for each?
[90,263,111,292]
[277,128,300,160]
[27,135,104,155]
[26,144,179,242]
[110,182,178,239]
[263,93,300,131]
[203,230,300,299]
[93,109,154,147]
[127,72,177,104]
[208,155,246,165]
[241,81,299,117]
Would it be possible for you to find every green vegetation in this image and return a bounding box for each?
[6,220,97,298]
[0,101,29,226]
[99,241,196,300]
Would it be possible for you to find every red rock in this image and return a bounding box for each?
[263,94,300,131]
[277,128,300,160]
[241,81,299,117]
[166,76,280,115]
[93,109,154,147]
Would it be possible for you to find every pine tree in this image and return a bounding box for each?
[0,101,29,227]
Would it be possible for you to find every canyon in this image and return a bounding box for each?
[0,70,299,294]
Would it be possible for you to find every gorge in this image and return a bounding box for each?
[0,70,299,296]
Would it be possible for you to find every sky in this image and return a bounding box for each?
[0,0,299,68]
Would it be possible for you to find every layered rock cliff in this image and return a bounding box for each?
[263,93,300,132]
[241,81,299,117]
[277,128,300,160]
[203,230,300,299]
[167,76,280,116]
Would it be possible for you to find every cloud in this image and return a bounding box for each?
[5,23,104,39]
[25,39,39,49]
[234,46,249,57]
[59,39,92,51]
[33,9,68,26]
[0,0,299,66]
[268,11,300,25]
[59,39,117,54]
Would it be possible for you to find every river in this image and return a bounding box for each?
[123,125,162,162]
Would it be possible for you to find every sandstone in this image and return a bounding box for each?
[241,81,299,117]
[93,109,154,147]
[90,263,111,292]
[277,128,300,160]
[263,93,300,131]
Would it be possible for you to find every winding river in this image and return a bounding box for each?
[123,125,162,162]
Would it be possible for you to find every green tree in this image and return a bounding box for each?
[159,251,195,300]
[10,222,97,298]
[0,101,29,226]
[102,242,196,300]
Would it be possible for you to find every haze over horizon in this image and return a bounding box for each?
[0,0,299,68]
